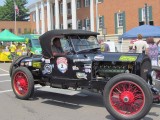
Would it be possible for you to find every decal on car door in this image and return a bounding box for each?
[56,57,68,73]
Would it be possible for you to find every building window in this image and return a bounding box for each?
[85,0,90,7]
[77,0,81,9]
[9,29,14,33]
[24,28,27,33]
[18,28,21,34]
[60,24,63,29]
[99,16,104,28]
[84,19,90,30]
[77,20,82,29]
[98,0,103,3]
[141,7,149,22]
[117,13,123,27]
[67,3,71,15]
[33,12,36,22]
[60,3,63,14]
[52,4,55,16]
[139,6,153,25]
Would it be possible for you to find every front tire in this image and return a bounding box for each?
[11,67,34,100]
[103,73,153,120]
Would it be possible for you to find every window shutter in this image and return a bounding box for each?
[80,20,82,29]
[114,13,118,34]
[102,16,104,27]
[84,19,86,29]
[83,0,85,7]
[149,6,152,21]
[138,8,142,22]
[122,11,126,33]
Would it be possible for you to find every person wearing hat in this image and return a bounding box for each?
[9,42,17,60]
[21,44,27,55]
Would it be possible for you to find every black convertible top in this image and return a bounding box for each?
[39,29,99,58]
[39,29,99,41]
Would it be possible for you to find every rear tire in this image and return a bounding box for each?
[103,73,153,120]
[11,67,34,100]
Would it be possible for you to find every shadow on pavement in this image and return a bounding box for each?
[31,90,104,110]
[105,115,153,120]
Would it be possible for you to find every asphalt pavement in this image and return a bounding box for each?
[0,63,160,120]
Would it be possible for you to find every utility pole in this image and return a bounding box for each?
[145,3,148,25]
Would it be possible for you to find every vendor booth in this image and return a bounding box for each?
[0,29,25,62]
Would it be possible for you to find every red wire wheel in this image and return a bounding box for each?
[13,71,29,96]
[109,81,144,116]
[11,67,34,100]
[103,73,153,120]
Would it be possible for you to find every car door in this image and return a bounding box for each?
[51,37,77,79]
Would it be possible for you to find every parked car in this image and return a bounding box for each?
[20,34,41,55]
[10,30,153,120]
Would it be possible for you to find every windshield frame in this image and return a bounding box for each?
[69,35,100,53]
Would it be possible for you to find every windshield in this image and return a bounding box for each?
[70,35,100,52]
[31,39,41,48]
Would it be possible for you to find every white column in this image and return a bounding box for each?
[35,3,40,34]
[41,0,45,34]
[47,0,51,31]
[50,3,54,29]
[90,0,94,31]
[71,0,77,29]
[55,0,60,29]
[63,0,68,29]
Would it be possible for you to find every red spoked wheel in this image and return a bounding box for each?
[110,81,145,116]
[11,67,34,100]
[13,71,29,96]
[103,73,153,120]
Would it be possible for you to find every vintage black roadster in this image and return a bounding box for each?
[10,30,153,120]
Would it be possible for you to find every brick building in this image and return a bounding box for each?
[28,0,160,35]
[1,0,159,52]
[0,21,31,35]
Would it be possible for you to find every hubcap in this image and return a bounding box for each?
[120,91,135,104]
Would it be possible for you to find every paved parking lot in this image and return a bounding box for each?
[0,63,160,120]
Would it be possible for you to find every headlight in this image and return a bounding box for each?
[151,70,157,80]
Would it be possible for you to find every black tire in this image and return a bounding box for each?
[9,55,29,77]
[103,73,153,120]
[11,67,34,100]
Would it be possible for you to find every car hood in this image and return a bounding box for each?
[76,52,145,62]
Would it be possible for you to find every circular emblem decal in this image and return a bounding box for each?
[43,64,52,74]
[56,57,68,73]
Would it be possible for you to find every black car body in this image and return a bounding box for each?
[10,30,153,120]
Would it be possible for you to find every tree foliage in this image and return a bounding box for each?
[0,0,29,21]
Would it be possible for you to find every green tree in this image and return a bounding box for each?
[0,0,29,21]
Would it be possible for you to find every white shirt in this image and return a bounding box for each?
[133,40,149,53]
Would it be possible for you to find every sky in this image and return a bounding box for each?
[0,0,34,6]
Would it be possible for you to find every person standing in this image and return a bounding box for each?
[147,37,159,66]
[9,42,17,60]
[100,40,110,52]
[0,42,5,52]
[133,34,149,54]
